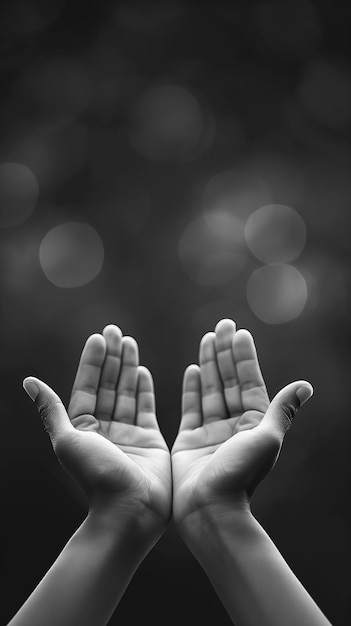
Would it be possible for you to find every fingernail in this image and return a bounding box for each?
[23,380,39,402]
[296,384,313,406]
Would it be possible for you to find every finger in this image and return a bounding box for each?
[179,364,202,431]
[23,377,74,444]
[199,332,228,423]
[136,366,158,429]
[233,329,269,415]
[95,325,123,421]
[68,334,106,419]
[215,318,243,417]
[113,336,139,423]
[259,380,313,438]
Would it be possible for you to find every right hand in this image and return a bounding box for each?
[171,319,313,531]
[23,325,172,536]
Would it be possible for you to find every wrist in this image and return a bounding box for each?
[88,497,169,550]
[176,501,254,555]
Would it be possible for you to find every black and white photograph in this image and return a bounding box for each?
[1,1,350,625]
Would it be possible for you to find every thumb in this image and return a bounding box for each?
[260,380,313,438]
[23,377,74,443]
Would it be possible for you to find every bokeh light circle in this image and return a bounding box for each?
[204,209,245,243]
[245,204,306,263]
[179,217,246,286]
[129,85,204,160]
[0,162,39,228]
[39,222,104,288]
[246,264,308,324]
[203,168,272,221]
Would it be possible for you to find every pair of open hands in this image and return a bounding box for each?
[24,319,312,540]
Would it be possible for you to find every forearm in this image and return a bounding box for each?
[180,506,331,626]
[8,509,159,626]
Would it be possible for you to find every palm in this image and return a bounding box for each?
[172,320,272,524]
[58,326,171,522]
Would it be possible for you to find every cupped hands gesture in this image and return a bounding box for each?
[24,319,312,537]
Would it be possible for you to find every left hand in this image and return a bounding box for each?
[171,319,313,530]
[23,325,172,536]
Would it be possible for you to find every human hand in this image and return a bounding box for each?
[23,325,171,538]
[171,319,313,531]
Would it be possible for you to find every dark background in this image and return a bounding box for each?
[1,1,350,624]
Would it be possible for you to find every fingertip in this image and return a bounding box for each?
[200,331,216,344]
[262,380,314,436]
[183,363,201,384]
[23,375,39,385]
[233,327,252,341]
[199,332,216,362]
[232,328,257,354]
[185,363,201,375]
[85,333,106,352]
[296,382,313,406]
[137,365,154,391]
[122,335,138,350]
[23,376,66,421]
[102,325,123,359]
[102,324,122,338]
[136,366,156,422]
[121,336,139,363]
[181,364,202,430]
[214,318,236,333]
[183,363,198,386]
[23,377,39,402]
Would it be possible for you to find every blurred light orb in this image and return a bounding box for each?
[0,162,39,228]
[245,204,306,263]
[203,169,272,221]
[298,58,351,129]
[204,209,245,244]
[129,85,204,160]
[179,217,246,286]
[247,264,308,324]
[39,222,104,288]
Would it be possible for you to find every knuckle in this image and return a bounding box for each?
[38,402,54,432]
[37,399,63,434]
[280,401,298,427]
